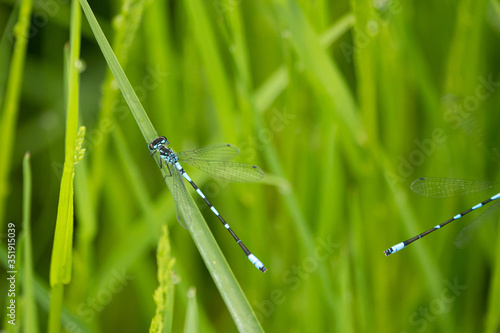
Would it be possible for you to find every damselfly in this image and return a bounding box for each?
[149,136,267,273]
[384,177,500,256]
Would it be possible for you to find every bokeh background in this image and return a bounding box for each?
[1,0,500,332]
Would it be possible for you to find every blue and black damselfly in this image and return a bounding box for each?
[385,177,500,256]
[149,136,267,273]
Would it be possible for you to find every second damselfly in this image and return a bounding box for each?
[385,177,500,256]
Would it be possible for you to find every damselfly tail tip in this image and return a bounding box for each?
[248,254,267,273]
[384,242,404,256]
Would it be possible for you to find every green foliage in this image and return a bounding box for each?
[48,0,84,331]
[0,0,32,230]
[1,0,500,332]
[22,152,39,333]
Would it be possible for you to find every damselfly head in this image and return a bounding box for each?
[149,136,169,151]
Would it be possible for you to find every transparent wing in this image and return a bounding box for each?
[170,165,192,229]
[454,201,500,248]
[411,177,500,198]
[180,160,264,183]
[176,143,240,162]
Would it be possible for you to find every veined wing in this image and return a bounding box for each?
[454,201,500,248]
[170,164,192,229]
[180,160,264,183]
[411,177,500,198]
[176,143,240,162]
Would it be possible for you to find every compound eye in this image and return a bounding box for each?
[148,143,155,150]
[160,136,167,144]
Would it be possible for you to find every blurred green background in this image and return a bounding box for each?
[1,0,500,332]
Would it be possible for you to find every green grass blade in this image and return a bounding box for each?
[50,0,83,287]
[22,152,39,333]
[485,219,500,332]
[47,283,64,333]
[79,2,266,331]
[254,12,354,113]
[0,2,19,108]
[319,12,355,45]
[0,0,32,231]
[183,287,199,333]
[48,1,83,331]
